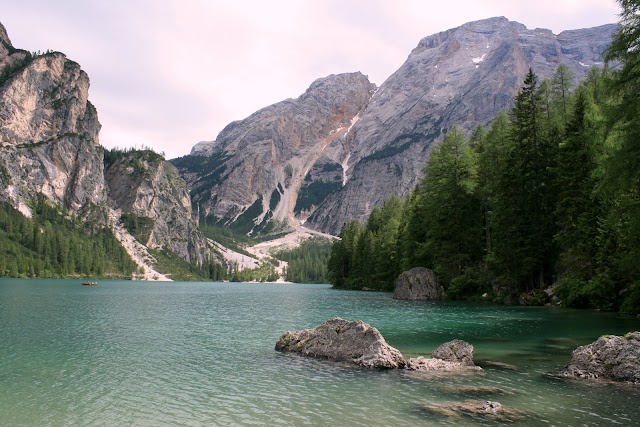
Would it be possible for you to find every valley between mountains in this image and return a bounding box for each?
[0,16,617,283]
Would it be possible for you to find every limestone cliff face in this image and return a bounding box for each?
[0,29,104,217]
[104,150,208,265]
[307,18,618,234]
[174,72,376,234]
[0,21,209,269]
[181,18,616,235]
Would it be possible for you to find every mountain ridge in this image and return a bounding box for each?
[0,22,215,278]
[174,71,376,235]
[178,16,617,235]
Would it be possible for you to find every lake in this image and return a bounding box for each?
[1,279,639,426]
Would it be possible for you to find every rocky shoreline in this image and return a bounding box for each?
[276,318,640,421]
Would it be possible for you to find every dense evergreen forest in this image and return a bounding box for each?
[328,0,640,315]
[0,200,136,278]
[274,238,332,283]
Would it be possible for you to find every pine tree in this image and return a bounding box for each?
[491,69,558,290]
[328,221,365,288]
[415,127,483,285]
[554,88,603,279]
[477,112,510,255]
[599,0,640,313]
[551,64,576,127]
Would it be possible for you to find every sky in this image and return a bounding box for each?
[2,0,621,159]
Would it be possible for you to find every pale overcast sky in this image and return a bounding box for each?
[2,0,620,159]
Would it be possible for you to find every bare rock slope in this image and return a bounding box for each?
[307,17,617,233]
[104,150,209,265]
[180,17,617,235]
[174,72,376,235]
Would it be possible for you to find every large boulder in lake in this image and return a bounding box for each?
[393,267,444,300]
[432,339,476,366]
[275,318,406,368]
[559,332,640,383]
[406,339,480,373]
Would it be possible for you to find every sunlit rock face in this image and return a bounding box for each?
[306,17,617,234]
[0,21,209,266]
[180,17,616,235]
[173,72,376,235]
[0,27,105,217]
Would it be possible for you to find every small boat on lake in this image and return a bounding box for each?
[81,281,98,286]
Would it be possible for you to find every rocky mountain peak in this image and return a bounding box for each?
[178,17,618,236]
[0,21,11,48]
[303,71,375,100]
[305,18,618,233]
[174,71,376,234]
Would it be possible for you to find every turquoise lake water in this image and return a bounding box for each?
[1,278,639,426]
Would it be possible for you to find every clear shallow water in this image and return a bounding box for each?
[1,279,639,426]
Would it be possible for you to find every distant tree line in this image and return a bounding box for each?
[274,238,332,283]
[328,0,640,315]
[103,146,165,167]
[0,49,57,86]
[226,262,279,282]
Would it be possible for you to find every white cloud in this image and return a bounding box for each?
[1,0,620,159]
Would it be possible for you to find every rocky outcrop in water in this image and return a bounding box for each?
[275,318,406,368]
[558,332,640,383]
[393,267,444,300]
[275,318,485,375]
[406,339,480,372]
[405,356,482,373]
[432,339,476,366]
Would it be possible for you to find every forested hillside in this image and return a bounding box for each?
[328,0,640,315]
[274,238,332,283]
[0,200,135,278]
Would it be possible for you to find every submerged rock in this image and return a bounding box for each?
[478,360,518,370]
[441,385,513,396]
[393,267,444,300]
[420,400,530,421]
[558,332,640,383]
[275,318,406,369]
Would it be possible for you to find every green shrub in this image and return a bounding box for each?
[446,267,491,300]
[620,284,640,316]
[554,277,590,308]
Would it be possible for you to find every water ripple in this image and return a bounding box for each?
[1,279,639,426]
